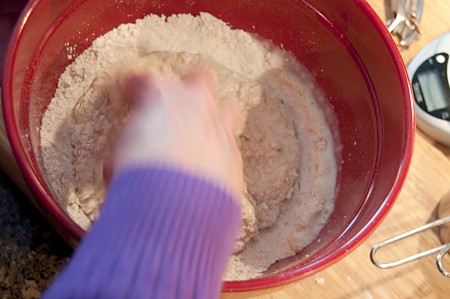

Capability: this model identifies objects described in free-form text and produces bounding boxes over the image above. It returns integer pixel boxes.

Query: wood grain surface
[1,1,450,298]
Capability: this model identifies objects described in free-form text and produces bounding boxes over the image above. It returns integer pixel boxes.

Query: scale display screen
[416,67,448,112]
[412,53,450,120]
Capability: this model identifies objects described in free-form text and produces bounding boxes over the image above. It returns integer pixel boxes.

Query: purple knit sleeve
[42,166,241,299]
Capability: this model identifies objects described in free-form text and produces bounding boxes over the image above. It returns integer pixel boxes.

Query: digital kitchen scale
[407,31,450,146]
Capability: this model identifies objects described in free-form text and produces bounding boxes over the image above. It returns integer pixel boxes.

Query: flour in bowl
[40,12,339,280]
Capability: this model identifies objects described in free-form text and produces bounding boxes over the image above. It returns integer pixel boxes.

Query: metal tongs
[371,190,450,278]
[385,0,424,48]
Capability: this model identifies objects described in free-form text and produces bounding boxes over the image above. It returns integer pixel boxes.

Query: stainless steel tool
[385,0,424,48]
[371,190,450,277]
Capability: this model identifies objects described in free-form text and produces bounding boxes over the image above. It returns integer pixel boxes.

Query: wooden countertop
[1,1,450,298]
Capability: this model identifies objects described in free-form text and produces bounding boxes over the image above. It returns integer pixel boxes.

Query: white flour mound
[40,13,339,281]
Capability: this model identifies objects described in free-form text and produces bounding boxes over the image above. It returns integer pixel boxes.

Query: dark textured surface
[0,170,72,299]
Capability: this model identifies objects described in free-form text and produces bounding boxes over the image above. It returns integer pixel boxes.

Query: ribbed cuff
[43,166,241,299]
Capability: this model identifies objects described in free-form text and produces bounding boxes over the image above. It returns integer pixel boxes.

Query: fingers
[218,100,244,197]
[106,69,245,198]
[183,68,213,90]
[185,72,244,198]
[183,68,217,113]
[125,69,213,112]
[125,74,163,110]
[183,69,243,129]
[220,100,244,136]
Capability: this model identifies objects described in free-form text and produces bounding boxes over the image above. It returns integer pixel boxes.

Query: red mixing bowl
[2,0,414,292]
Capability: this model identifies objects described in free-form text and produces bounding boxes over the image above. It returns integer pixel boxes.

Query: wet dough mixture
[240,93,300,230]
[40,13,338,280]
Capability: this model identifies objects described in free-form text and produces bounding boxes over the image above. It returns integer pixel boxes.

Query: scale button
[436,54,446,64]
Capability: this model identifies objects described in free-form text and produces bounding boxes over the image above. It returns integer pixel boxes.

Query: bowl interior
[3,0,413,291]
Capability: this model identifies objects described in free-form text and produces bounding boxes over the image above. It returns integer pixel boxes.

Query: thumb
[220,99,244,136]
[126,74,163,110]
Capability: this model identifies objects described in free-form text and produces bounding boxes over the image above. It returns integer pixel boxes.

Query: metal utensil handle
[437,243,450,278]
[384,0,424,48]
[370,215,450,271]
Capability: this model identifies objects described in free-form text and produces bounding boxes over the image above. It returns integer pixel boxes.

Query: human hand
[106,69,244,199]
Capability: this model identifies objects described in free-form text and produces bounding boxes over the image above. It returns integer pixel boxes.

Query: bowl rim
[2,0,415,292]
[2,0,86,241]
